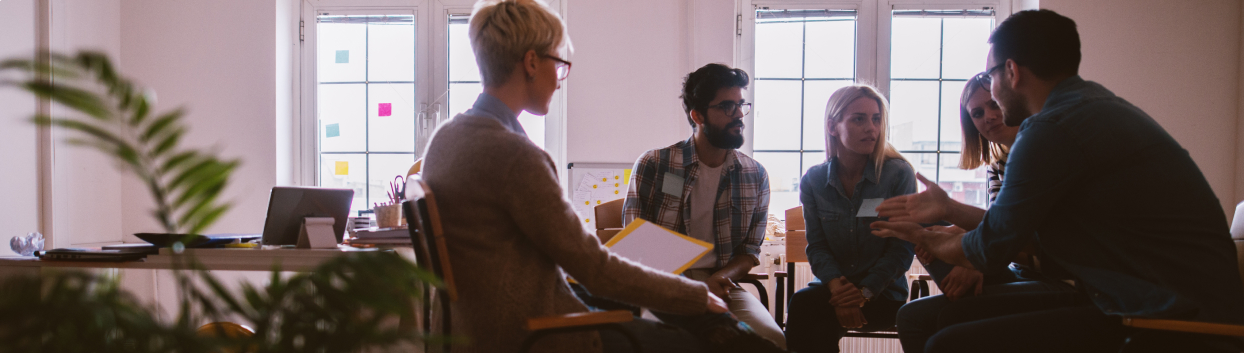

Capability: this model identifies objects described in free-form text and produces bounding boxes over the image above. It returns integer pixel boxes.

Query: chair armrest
[743,273,769,280]
[773,271,787,278]
[1122,317,1244,337]
[526,310,633,331]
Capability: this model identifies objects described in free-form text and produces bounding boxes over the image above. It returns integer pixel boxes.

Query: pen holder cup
[374,204,404,229]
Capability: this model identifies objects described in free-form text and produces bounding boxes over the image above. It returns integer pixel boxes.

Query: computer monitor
[261,187,354,245]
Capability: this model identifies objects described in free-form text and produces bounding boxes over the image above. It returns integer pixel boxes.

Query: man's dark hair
[681,63,750,127]
[989,9,1080,80]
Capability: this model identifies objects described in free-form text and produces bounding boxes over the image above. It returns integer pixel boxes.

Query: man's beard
[994,79,1032,127]
[705,119,745,149]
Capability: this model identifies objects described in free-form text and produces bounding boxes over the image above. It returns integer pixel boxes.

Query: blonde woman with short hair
[785,85,917,353]
[420,1,782,353]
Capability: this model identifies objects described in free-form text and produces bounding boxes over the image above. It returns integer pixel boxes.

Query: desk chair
[592,199,771,310]
[773,206,930,339]
[401,176,640,353]
[1118,201,1244,351]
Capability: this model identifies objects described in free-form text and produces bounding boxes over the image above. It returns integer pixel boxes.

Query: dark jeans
[896,280,1076,353]
[785,282,905,353]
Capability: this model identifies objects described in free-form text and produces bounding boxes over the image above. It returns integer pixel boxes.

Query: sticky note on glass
[325,123,340,138]
[623,169,633,184]
[335,161,349,175]
[335,50,349,63]
[857,198,884,217]
[378,103,392,117]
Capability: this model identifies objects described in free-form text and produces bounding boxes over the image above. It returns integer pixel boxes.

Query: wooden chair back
[403,175,457,302]
[785,206,808,263]
[593,199,625,243]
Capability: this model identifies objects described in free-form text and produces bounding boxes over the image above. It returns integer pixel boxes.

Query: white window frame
[735,0,1012,157]
[295,0,567,186]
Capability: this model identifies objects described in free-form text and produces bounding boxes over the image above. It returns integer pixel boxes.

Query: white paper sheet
[857,198,884,217]
[606,220,713,274]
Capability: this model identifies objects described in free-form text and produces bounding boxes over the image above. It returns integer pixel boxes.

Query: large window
[889,9,995,209]
[301,1,565,214]
[743,1,1006,216]
[316,14,418,214]
[751,9,857,216]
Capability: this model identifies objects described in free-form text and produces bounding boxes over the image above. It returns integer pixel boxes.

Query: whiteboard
[566,162,633,231]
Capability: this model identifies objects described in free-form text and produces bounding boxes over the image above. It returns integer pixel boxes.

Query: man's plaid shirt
[622,137,770,269]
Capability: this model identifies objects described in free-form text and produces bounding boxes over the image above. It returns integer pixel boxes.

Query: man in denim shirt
[873,10,1244,352]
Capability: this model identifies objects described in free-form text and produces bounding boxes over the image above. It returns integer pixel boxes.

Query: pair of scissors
[389,175,405,203]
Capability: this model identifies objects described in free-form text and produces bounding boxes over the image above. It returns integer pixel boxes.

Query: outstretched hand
[875,173,951,223]
[869,221,928,244]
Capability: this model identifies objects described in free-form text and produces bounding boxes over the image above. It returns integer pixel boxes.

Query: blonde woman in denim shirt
[784,85,917,353]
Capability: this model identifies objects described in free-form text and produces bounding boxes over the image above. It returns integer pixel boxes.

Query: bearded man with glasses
[617,63,785,349]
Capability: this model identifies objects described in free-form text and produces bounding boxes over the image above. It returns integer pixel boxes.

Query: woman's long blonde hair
[957,78,1009,170]
[824,85,907,179]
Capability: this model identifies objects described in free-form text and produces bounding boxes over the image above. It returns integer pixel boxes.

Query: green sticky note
[325,123,340,138]
[335,50,349,63]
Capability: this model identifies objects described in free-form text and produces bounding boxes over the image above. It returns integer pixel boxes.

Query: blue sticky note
[325,123,340,138]
[335,50,349,63]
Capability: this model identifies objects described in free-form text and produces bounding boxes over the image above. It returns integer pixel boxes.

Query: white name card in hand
[603,219,713,275]
[298,217,339,249]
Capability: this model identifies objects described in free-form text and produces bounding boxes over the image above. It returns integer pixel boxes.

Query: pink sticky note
[378,103,392,117]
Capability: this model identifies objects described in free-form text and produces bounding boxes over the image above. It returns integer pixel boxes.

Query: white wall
[0,0,40,256]
[47,0,125,248]
[119,0,279,236]
[1041,0,1243,218]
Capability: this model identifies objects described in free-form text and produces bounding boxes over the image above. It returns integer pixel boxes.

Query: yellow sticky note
[614,175,620,180]
[335,161,349,175]
[623,169,632,184]
[585,201,590,205]
[614,190,619,195]
[593,184,598,189]
[602,177,607,182]
[597,200,602,205]
[614,182,620,187]
[586,218,591,223]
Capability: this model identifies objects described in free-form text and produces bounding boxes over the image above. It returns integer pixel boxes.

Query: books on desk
[349,227,412,245]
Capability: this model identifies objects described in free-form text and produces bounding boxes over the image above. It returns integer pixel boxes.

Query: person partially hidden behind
[872,9,1244,353]
[783,85,917,353]
[620,63,786,349]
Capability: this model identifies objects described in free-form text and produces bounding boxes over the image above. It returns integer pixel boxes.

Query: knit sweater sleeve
[502,146,709,315]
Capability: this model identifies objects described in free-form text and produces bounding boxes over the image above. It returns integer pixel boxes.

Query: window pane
[899,151,938,185]
[752,80,802,150]
[941,18,993,80]
[803,80,853,152]
[753,152,801,220]
[319,83,366,152]
[940,80,967,151]
[801,152,826,181]
[369,153,416,209]
[888,81,939,151]
[318,22,367,83]
[519,113,545,150]
[804,19,855,79]
[755,21,803,78]
[448,18,481,82]
[367,19,416,82]
[320,153,368,215]
[448,81,483,117]
[938,153,990,209]
[890,17,941,79]
[368,83,416,152]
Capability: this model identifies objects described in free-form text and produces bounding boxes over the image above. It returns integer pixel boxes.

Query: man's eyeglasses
[708,101,752,117]
[974,62,1006,92]
[541,54,572,81]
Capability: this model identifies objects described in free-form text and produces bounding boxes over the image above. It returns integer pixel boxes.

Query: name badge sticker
[857,198,884,218]
[662,172,685,196]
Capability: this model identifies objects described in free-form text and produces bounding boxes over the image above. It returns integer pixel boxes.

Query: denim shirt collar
[824,156,878,194]
[465,92,527,137]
